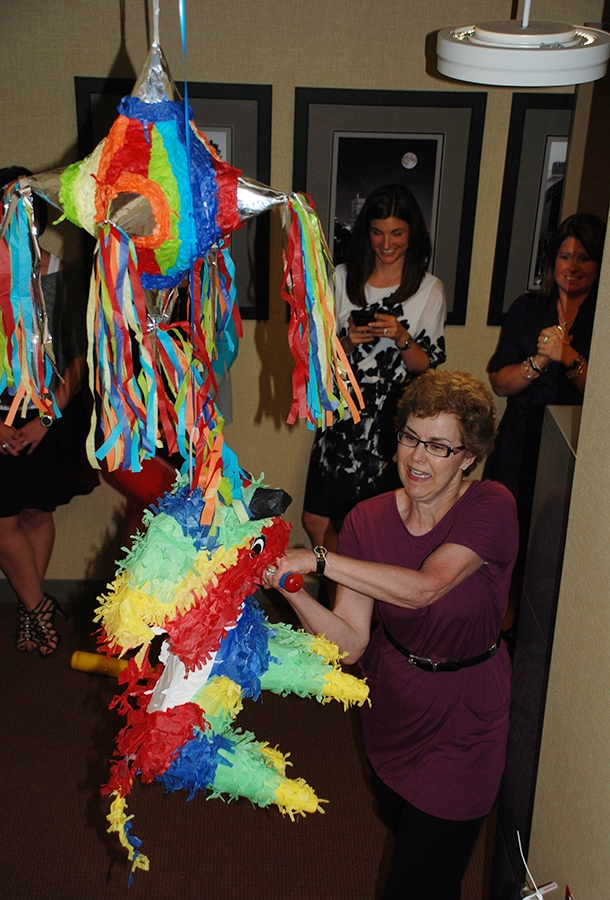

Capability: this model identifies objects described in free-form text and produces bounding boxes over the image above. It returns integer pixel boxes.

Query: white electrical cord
[517,831,558,899]
[518,831,541,899]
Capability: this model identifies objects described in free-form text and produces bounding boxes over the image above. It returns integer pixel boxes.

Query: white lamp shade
[437,21,610,87]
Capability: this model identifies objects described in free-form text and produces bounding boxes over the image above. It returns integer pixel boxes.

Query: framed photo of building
[329,132,443,268]
[487,94,574,326]
[527,136,568,292]
[293,88,488,325]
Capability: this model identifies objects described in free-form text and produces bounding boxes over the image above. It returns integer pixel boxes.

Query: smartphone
[351,308,377,327]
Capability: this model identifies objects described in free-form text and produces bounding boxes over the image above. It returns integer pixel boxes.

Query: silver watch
[40,414,54,428]
[313,545,328,576]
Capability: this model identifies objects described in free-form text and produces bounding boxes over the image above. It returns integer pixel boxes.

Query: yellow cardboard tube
[70,651,128,677]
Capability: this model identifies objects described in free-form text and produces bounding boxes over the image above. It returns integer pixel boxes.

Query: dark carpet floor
[0,586,492,899]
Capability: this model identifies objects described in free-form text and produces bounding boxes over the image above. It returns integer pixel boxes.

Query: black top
[483,286,597,497]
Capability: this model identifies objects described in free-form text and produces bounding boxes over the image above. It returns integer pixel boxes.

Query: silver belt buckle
[408,652,436,671]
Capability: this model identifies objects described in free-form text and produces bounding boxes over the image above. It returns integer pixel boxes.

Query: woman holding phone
[302,184,446,552]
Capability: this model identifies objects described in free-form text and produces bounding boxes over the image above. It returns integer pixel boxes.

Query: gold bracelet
[528,356,548,375]
[565,355,586,380]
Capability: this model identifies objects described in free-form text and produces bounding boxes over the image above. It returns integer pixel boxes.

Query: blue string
[178,0,199,487]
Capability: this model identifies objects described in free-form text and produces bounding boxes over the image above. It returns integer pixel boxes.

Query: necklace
[557,303,578,338]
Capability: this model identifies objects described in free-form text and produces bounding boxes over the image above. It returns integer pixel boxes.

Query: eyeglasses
[396,430,466,458]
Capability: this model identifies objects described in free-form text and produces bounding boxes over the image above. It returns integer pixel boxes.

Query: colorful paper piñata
[96,468,368,882]
[0,23,368,885]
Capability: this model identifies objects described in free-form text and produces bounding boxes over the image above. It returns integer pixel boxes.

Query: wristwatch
[313,545,328,576]
[40,413,54,428]
[564,354,586,371]
[396,335,414,352]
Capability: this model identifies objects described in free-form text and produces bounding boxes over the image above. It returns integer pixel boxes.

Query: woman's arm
[491,323,589,398]
[369,276,447,374]
[340,316,380,354]
[271,542,483,610]
[536,324,587,395]
[268,542,482,662]
[369,312,430,372]
[489,354,549,397]
[342,310,430,373]
[276,581,375,664]
[487,293,547,397]
[408,276,447,369]
[52,354,87,411]
[16,354,87,453]
[0,419,23,456]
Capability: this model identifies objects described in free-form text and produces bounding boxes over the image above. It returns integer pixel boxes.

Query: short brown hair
[396,370,497,468]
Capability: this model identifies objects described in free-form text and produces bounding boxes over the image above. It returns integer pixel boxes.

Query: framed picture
[487,94,574,326]
[293,88,488,325]
[74,77,273,319]
[330,133,444,269]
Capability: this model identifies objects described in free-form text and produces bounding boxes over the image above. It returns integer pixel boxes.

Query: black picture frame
[74,77,273,320]
[292,88,488,326]
[487,93,574,326]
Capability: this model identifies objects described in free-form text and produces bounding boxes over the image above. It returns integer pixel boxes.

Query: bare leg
[19,508,55,582]
[0,510,55,652]
[0,512,52,610]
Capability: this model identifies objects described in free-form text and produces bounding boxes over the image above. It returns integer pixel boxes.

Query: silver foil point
[237,177,287,221]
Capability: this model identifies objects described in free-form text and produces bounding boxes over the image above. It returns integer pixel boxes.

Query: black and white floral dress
[303,264,446,522]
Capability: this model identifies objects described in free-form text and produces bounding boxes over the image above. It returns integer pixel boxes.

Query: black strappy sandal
[16,601,39,652]
[30,593,67,658]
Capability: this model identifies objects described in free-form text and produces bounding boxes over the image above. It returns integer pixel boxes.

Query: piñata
[0,8,368,884]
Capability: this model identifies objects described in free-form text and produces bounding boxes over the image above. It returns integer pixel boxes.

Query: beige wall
[5,0,599,564]
[2,2,610,893]
[528,185,610,891]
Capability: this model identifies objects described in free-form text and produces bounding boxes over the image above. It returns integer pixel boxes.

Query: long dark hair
[344,183,431,307]
[540,212,606,299]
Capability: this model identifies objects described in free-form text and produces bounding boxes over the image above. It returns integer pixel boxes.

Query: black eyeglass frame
[396,429,466,458]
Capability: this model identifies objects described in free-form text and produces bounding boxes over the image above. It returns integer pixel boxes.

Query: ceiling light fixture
[436,0,610,87]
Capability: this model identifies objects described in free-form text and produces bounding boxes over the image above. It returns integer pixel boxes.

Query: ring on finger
[384,328,387,336]
[1,442,8,451]
[265,565,277,578]
[543,336,549,343]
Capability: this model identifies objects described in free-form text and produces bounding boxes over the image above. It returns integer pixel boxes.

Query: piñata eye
[250,536,266,556]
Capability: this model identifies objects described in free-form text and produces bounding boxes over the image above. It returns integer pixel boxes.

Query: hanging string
[177,0,200,488]
[152,0,160,46]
